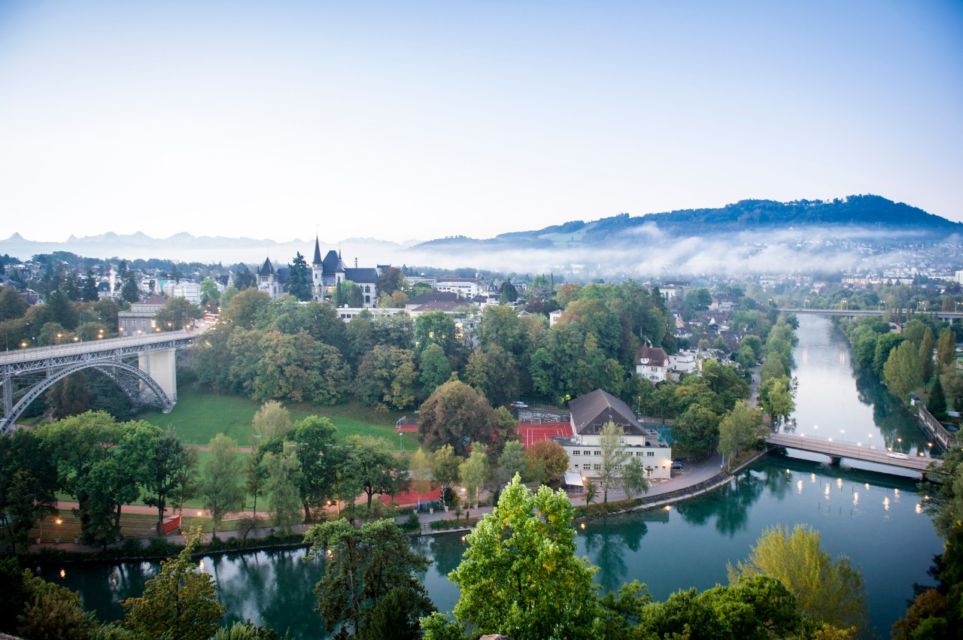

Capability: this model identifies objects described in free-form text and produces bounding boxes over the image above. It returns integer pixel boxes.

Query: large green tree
[198,433,245,537]
[155,297,202,331]
[123,532,224,640]
[356,345,418,410]
[718,401,763,469]
[344,435,408,511]
[883,340,923,400]
[418,380,498,456]
[447,476,600,640]
[728,524,866,630]
[306,519,431,637]
[286,252,313,301]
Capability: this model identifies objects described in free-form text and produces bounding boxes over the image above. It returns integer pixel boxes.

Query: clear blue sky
[1,0,961,243]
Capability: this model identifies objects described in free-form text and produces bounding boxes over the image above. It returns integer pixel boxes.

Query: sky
[0,0,961,244]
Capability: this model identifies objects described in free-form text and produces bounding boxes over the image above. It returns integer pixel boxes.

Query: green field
[139,386,419,448]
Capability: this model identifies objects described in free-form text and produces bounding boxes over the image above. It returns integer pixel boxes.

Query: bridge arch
[2,360,173,431]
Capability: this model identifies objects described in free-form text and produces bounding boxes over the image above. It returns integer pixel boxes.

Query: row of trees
[193,280,676,413]
[844,316,961,415]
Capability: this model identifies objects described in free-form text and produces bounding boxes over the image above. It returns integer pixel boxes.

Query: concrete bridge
[765,432,943,474]
[779,307,963,321]
[0,329,201,433]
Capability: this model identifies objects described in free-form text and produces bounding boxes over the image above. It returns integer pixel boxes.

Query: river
[54,315,943,638]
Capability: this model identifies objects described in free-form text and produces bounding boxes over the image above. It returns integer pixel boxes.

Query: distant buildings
[118,296,167,335]
[635,346,669,383]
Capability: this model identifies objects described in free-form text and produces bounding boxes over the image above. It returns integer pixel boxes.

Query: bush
[399,512,421,532]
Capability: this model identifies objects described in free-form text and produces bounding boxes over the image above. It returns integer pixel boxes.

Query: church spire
[312,235,323,265]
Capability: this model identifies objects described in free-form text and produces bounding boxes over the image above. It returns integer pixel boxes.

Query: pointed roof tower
[258,257,275,277]
[312,236,323,266]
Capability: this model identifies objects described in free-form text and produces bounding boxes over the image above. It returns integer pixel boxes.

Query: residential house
[635,346,669,383]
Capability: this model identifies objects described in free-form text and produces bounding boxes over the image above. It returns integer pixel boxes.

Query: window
[635,451,643,457]
[572,450,580,456]
[593,450,601,456]
[583,464,591,470]
[593,464,601,471]
[647,451,655,457]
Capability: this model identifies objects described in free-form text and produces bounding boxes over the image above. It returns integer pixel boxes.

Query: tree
[345,435,408,511]
[759,376,795,425]
[121,272,140,303]
[673,405,720,459]
[937,328,956,372]
[525,440,569,486]
[17,570,99,640]
[245,452,268,522]
[718,401,763,469]
[728,524,867,630]
[458,448,488,509]
[448,476,600,640]
[263,449,302,533]
[499,280,518,303]
[138,429,196,533]
[883,340,923,400]
[305,519,430,637]
[418,380,498,456]
[356,345,418,410]
[431,445,462,509]
[0,431,57,553]
[598,422,629,503]
[252,400,291,442]
[418,343,451,396]
[283,416,341,521]
[81,269,99,302]
[358,586,435,640]
[415,311,458,357]
[200,277,220,310]
[0,285,27,321]
[920,327,936,384]
[223,288,270,328]
[199,434,245,538]
[928,375,948,419]
[156,296,202,331]
[376,266,404,296]
[584,478,598,504]
[286,252,312,301]
[124,531,225,640]
[497,440,528,483]
[465,344,521,408]
[621,458,649,499]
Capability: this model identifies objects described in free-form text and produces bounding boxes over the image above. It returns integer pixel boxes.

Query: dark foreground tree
[305,519,431,637]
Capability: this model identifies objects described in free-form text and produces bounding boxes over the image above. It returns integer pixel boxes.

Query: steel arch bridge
[1,330,200,433]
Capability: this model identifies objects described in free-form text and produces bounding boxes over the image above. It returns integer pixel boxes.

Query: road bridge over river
[765,432,943,474]
[0,329,203,432]
[779,308,963,321]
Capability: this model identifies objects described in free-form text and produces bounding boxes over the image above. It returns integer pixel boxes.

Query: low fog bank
[1,226,954,279]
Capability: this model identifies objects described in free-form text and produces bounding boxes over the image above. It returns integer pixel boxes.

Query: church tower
[311,236,324,300]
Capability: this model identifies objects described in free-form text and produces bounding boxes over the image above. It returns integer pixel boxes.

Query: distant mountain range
[1,195,959,277]
[417,195,961,250]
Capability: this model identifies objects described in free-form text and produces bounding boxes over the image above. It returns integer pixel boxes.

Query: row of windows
[571,449,658,457]
[579,463,669,471]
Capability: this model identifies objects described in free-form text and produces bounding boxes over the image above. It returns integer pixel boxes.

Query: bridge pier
[829,456,842,467]
[2,374,11,419]
[138,348,177,407]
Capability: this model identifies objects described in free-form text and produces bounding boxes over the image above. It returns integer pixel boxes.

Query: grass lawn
[139,386,420,448]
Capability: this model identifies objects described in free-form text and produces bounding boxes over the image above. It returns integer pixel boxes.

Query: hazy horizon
[1,1,962,243]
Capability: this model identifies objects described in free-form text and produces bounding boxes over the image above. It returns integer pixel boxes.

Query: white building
[549,309,564,327]
[635,346,669,383]
[667,350,703,380]
[435,278,481,298]
[557,389,672,481]
[162,281,202,306]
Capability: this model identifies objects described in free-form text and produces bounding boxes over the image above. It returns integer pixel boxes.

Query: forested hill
[418,195,961,249]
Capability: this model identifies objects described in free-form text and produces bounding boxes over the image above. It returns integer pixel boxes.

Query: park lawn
[139,387,419,447]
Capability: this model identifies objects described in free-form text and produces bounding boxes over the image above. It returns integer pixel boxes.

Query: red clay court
[517,422,571,448]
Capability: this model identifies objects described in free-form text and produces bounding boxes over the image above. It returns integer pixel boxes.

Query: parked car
[671,461,685,470]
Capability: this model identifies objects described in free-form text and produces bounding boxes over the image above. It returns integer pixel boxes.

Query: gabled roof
[636,346,668,367]
[258,257,275,277]
[312,237,323,265]
[322,250,344,276]
[344,267,379,284]
[568,389,645,436]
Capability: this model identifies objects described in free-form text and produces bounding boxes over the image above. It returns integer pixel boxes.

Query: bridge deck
[0,329,201,367]
[779,308,963,320]
[765,432,942,472]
